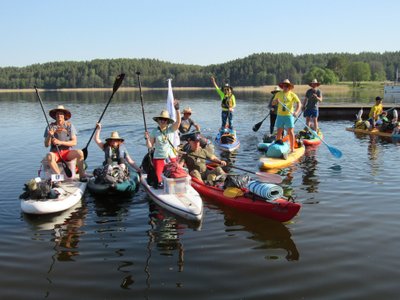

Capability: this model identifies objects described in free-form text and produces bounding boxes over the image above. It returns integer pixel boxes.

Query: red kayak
[190,177,301,222]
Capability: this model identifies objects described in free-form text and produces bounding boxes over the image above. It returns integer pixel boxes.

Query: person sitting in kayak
[179,107,201,141]
[43,105,87,182]
[367,96,383,129]
[179,133,226,186]
[94,123,141,173]
[211,76,236,130]
[145,100,181,189]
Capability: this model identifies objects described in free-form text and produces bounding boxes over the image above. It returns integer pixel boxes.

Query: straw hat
[105,131,124,142]
[49,105,71,120]
[309,79,321,87]
[271,86,282,94]
[182,107,192,114]
[153,110,174,124]
[278,79,294,90]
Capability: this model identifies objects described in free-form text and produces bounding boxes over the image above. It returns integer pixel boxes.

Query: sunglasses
[158,118,169,122]
[184,112,192,115]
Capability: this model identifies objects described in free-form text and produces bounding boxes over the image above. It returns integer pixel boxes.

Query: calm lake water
[1,88,399,299]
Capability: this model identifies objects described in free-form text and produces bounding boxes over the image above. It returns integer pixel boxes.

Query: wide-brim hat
[182,107,192,114]
[49,105,71,120]
[278,79,294,90]
[309,79,321,87]
[105,131,124,142]
[153,110,174,124]
[271,86,282,94]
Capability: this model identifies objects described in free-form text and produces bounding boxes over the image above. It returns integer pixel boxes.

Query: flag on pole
[166,79,180,147]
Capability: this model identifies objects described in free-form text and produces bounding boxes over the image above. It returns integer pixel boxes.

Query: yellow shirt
[368,104,383,121]
[273,91,300,116]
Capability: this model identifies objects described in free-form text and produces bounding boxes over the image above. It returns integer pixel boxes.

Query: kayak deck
[258,145,305,170]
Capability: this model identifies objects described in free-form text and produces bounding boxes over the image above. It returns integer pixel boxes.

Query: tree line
[1,52,399,89]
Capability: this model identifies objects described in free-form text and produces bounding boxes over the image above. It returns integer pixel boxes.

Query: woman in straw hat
[145,100,181,189]
[268,86,282,135]
[211,76,236,130]
[43,105,87,181]
[179,107,201,140]
[94,123,141,173]
[303,79,323,132]
[271,79,302,152]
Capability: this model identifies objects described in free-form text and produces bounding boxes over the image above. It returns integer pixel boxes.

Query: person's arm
[210,154,227,166]
[230,95,236,111]
[51,125,77,148]
[171,100,181,132]
[294,99,302,117]
[145,131,154,148]
[125,153,142,173]
[211,76,224,99]
[94,123,105,149]
[44,127,54,147]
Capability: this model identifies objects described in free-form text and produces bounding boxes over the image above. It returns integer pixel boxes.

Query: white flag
[166,79,180,147]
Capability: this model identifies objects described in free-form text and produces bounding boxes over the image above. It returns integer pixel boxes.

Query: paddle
[34,86,72,177]
[178,150,283,184]
[82,73,125,160]
[252,112,270,132]
[135,71,148,132]
[277,100,343,158]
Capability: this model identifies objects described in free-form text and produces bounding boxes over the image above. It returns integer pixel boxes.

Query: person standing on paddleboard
[43,105,87,182]
[272,79,302,153]
[303,79,323,133]
[211,76,236,130]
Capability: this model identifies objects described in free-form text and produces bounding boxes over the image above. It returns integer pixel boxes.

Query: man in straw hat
[94,123,141,173]
[211,76,236,130]
[303,79,323,132]
[145,100,181,189]
[272,79,302,153]
[43,105,87,181]
[268,86,282,135]
[179,107,201,140]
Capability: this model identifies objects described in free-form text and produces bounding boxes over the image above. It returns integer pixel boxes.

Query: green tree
[345,62,371,86]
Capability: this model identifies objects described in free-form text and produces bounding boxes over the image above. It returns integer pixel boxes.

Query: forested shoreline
[1,52,399,89]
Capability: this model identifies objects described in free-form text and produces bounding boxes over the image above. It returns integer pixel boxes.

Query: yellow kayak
[258,145,305,170]
[345,127,392,138]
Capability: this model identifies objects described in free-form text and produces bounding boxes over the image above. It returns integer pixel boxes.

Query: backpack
[163,162,188,178]
[93,164,128,184]
[223,174,250,189]
[141,150,158,186]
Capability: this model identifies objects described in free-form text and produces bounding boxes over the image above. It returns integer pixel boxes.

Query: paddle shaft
[34,86,72,177]
[84,73,125,150]
[136,72,148,133]
[179,150,282,183]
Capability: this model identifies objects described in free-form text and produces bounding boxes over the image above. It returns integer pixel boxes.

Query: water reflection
[222,207,299,261]
[300,147,320,194]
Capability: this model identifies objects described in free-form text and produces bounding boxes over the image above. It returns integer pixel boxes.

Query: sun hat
[271,86,282,94]
[309,79,321,87]
[49,105,71,120]
[153,110,174,124]
[182,107,192,114]
[105,131,124,142]
[278,79,294,90]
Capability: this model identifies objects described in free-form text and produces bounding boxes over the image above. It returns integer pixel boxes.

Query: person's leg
[270,114,277,134]
[152,158,166,185]
[66,149,85,178]
[46,152,61,174]
[228,112,233,129]
[288,128,295,152]
[221,111,228,129]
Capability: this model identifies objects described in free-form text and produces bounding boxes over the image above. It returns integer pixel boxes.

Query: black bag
[223,174,250,189]
[141,150,158,186]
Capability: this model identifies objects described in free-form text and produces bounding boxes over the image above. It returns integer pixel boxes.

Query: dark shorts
[304,109,319,118]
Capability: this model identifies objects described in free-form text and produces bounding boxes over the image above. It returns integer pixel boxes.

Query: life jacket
[221,95,233,109]
[49,121,72,151]
[103,145,125,164]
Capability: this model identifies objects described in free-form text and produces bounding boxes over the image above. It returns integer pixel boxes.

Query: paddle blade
[252,122,262,132]
[82,147,88,161]
[255,172,282,184]
[62,161,73,177]
[112,73,125,93]
[328,146,343,159]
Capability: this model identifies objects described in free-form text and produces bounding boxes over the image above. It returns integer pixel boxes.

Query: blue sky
[1,0,399,67]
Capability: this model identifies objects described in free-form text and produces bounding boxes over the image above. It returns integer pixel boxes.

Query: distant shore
[0,84,351,93]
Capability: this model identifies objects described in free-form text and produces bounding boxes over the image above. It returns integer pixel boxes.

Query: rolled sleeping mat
[247,180,283,200]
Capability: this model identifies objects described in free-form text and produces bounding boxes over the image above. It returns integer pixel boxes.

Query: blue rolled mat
[247,180,283,200]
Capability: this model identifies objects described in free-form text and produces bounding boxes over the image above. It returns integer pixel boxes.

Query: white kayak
[141,174,203,222]
[21,180,87,215]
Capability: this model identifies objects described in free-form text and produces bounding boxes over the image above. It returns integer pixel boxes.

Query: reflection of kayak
[87,170,140,197]
[302,131,323,146]
[190,177,301,222]
[21,180,87,215]
[214,129,240,152]
[141,174,203,222]
[346,127,395,138]
[258,145,305,170]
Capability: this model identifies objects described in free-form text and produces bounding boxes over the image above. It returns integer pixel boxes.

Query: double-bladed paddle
[82,73,125,160]
[34,86,73,178]
[178,150,283,184]
[277,100,343,158]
